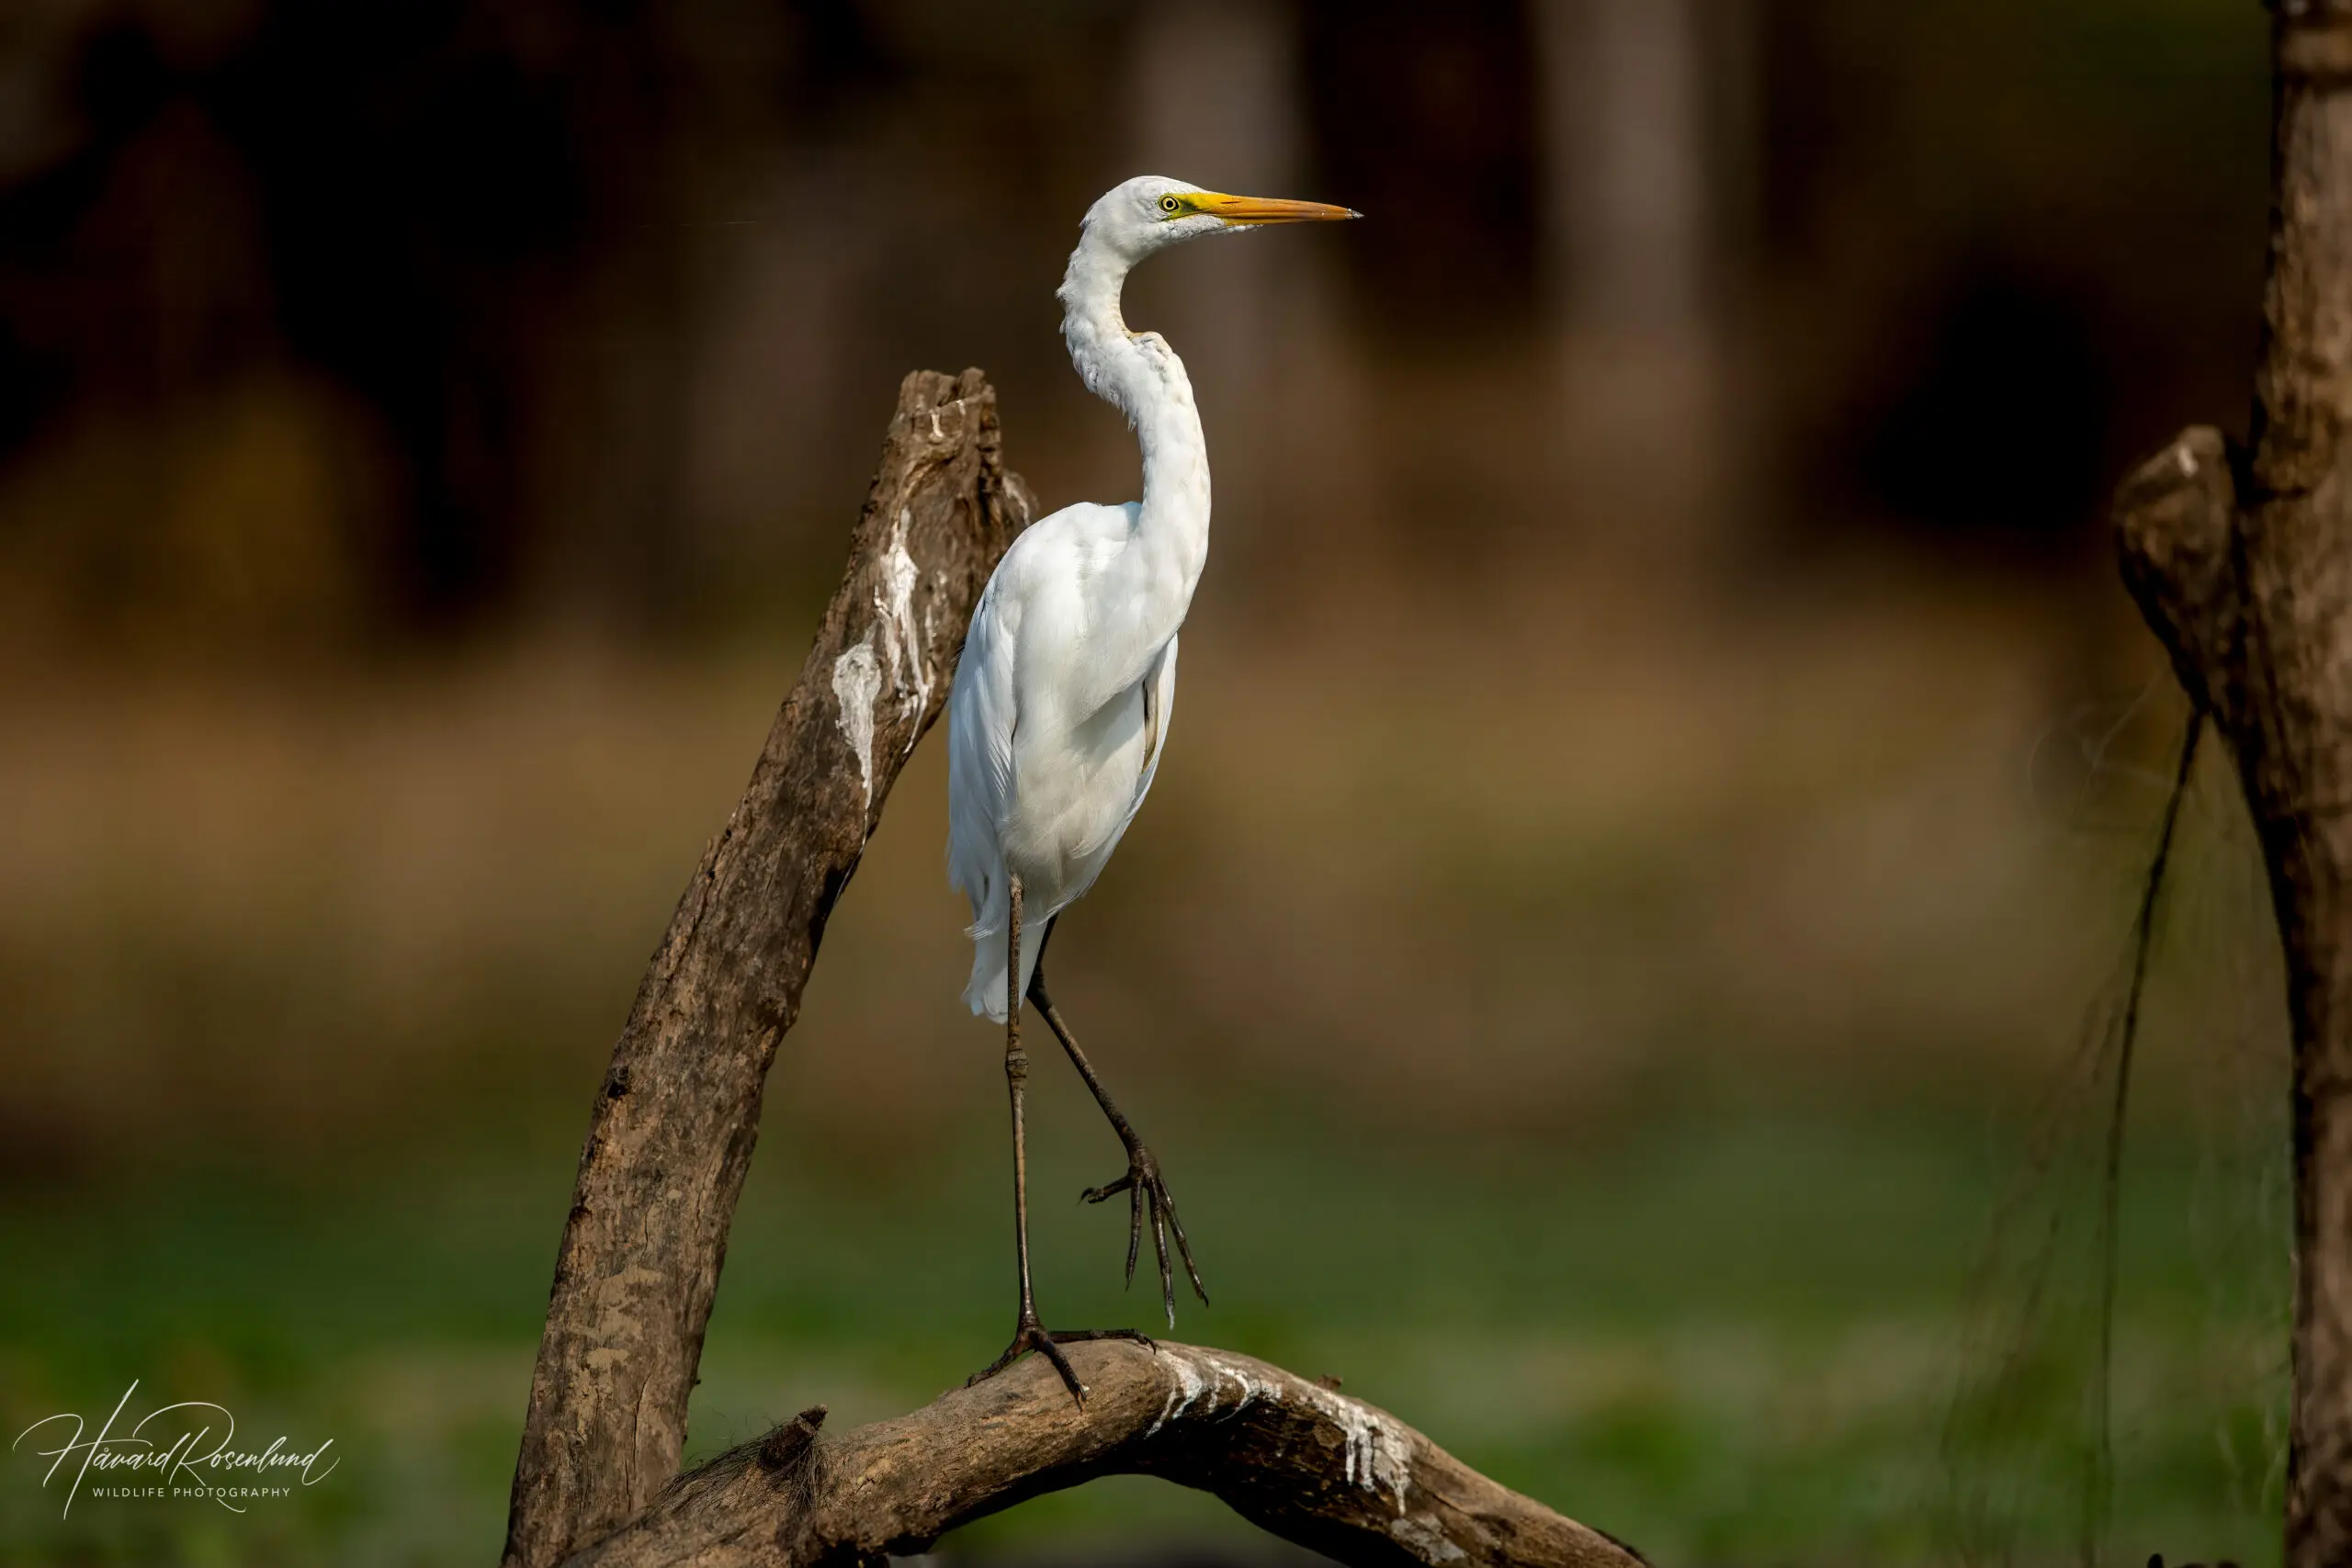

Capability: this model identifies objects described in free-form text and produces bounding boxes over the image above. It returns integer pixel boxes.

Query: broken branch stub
[503,369,1033,1568]
[2112,426,2240,724]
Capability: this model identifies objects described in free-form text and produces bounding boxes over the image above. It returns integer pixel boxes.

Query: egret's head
[1081,175,1358,265]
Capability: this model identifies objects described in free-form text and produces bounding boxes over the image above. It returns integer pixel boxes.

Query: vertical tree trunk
[2115,7,2352,1562]
[2253,19,2352,1551]
[1531,0,1736,558]
[1535,0,1712,343]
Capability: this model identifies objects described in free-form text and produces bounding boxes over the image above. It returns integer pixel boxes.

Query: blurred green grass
[0,599,2294,1566]
[0,1084,2286,1567]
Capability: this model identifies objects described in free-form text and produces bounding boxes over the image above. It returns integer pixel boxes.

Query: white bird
[947,175,1357,1403]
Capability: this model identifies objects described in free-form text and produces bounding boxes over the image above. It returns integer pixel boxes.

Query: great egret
[947,175,1357,1403]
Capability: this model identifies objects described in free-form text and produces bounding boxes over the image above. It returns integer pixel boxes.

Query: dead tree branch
[2111,6,2352,1563]
[503,368,1033,1567]
[564,1340,1645,1568]
[503,368,1640,1568]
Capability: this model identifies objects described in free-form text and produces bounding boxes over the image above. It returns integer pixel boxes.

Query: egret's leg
[967,878,1150,1408]
[1027,922,1209,1329]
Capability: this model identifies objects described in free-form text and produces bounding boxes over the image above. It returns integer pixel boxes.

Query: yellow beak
[1188,191,1361,226]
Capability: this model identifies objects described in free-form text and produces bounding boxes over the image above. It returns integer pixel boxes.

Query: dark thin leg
[966,881,1151,1408]
[1028,921,1209,1329]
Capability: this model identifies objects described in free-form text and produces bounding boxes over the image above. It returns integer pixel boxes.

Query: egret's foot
[966,1314,1153,1409]
[1082,1143,1209,1329]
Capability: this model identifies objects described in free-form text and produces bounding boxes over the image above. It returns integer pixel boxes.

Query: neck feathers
[1057,229,1211,530]
[1048,220,1214,716]
[1057,238,1141,421]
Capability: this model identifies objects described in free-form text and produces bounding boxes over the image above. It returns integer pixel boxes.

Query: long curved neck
[1056,230,1213,714]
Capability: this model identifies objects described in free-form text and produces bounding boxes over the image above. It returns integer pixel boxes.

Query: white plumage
[946,175,1312,1018]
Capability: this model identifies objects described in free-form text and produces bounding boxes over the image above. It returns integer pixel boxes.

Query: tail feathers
[963,913,1046,1021]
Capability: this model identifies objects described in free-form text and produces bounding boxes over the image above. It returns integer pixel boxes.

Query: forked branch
[504,368,1032,1567]
[566,1340,1646,1568]
[503,369,1639,1568]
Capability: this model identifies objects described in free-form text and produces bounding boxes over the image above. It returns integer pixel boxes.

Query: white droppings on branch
[1287,1379,1414,1509]
[1200,1351,1278,1417]
[874,507,933,750]
[1169,1350,1412,1511]
[831,632,881,807]
[831,506,936,810]
[1148,1354,1209,1438]
[1322,1392,1412,1508]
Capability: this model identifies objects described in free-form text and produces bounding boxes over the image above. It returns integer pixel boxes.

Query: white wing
[947,501,1143,908]
[1117,631,1178,847]
[947,502,1182,1018]
[945,563,1017,926]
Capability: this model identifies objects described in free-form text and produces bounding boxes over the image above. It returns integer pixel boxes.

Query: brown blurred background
[0,3,2294,1565]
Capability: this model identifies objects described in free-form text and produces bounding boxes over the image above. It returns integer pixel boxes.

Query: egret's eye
[1159,194,1182,217]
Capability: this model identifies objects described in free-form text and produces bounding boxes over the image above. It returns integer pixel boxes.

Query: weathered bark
[2112,6,2352,1564]
[563,1340,1646,1568]
[503,368,1034,1568]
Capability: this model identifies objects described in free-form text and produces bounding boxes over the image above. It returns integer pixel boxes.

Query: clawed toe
[967,1318,1158,1409]
[968,1314,1087,1406]
[1081,1145,1208,1328]
[1079,1172,1134,1207]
